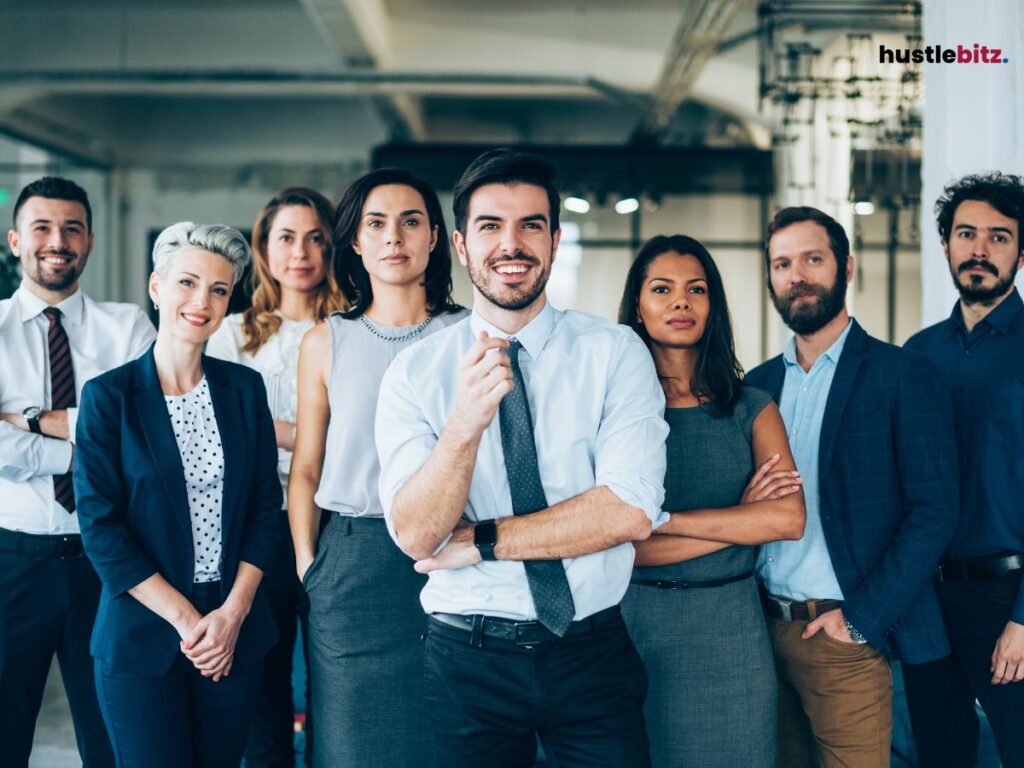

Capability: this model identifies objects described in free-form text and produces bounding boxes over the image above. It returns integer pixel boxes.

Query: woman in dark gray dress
[289,169,467,768]
[618,234,807,768]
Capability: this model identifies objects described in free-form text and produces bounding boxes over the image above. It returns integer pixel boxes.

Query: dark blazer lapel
[818,320,869,473]
[764,357,785,403]
[133,350,191,537]
[203,356,244,540]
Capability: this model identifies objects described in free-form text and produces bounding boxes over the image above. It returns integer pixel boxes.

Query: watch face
[23,406,42,419]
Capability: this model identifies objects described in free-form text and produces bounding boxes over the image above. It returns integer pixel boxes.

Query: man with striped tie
[0,177,155,768]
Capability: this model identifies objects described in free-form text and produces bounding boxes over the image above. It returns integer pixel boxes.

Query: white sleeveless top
[314,310,468,518]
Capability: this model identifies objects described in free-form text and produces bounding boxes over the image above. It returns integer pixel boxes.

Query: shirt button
[792,429,798,437]
[801,386,808,393]
[767,556,775,562]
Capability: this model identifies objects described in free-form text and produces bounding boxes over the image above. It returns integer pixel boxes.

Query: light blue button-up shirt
[376,301,669,621]
[757,320,853,601]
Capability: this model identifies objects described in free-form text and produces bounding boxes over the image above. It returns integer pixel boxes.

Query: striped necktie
[498,339,576,636]
[44,307,76,513]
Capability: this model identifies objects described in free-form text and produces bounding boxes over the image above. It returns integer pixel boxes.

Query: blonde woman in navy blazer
[73,222,283,768]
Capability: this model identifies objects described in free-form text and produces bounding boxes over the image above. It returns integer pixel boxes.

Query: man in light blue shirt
[758,321,852,604]
[376,148,667,768]
[747,206,958,768]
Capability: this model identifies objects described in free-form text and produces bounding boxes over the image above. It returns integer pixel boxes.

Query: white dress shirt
[206,312,314,504]
[376,301,669,621]
[0,286,156,534]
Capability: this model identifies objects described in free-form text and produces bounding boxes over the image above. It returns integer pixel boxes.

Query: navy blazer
[73,348,284,676]
[746,320,958,664]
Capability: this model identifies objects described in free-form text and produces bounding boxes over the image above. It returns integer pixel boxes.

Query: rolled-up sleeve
[594,332,669,527]
[239,375,285,574]
[375,352,439,547]
[74,379,158,596]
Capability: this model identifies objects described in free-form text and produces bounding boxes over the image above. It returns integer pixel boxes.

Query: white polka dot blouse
[164,377,224,583]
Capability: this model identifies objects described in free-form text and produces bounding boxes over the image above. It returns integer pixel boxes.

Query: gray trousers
[305,514,431,768]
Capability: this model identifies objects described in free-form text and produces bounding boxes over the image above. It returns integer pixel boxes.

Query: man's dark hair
[934,171,1024,246]
[13,177,92,232]
[453,148,560,235]
[765,206,850,276]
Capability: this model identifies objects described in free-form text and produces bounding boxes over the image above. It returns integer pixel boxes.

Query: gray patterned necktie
[498,339,576,636]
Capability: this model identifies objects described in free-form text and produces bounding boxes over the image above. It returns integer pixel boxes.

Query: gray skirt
[305,514,430,768]
[621,573,777,768]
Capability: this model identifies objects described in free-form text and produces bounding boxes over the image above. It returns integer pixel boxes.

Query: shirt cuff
[66,407,79,445]
[40,436,74,476]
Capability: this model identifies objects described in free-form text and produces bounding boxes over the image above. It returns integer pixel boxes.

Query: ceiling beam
[299,0,426,140]
[0,70,619,99]
[0,106,115,167]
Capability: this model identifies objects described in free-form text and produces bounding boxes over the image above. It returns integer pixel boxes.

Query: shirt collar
[16,286,85,326]
[952,287,1023,335]
[781,317,853,369]
[470,300,555,361]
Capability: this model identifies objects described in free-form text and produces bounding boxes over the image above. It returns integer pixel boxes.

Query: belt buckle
[773,595,794,622]
[514,621,539,648]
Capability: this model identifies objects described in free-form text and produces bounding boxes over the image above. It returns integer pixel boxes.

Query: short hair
[333,168,461,319]
[13,177,92,232]
[152,222,250,286]
[765,206,850,274]
[934,171,1024,244]
[452,148,561,235]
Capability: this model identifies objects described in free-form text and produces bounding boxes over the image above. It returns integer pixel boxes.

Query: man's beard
[950,258,1018,306]
[771,271,848,335]
[26,249,86,292]
[465,249,550,311]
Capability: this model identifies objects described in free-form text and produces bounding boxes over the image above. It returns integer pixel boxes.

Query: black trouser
[244,526,311,768]
[0,541,113,768]
[95,581,263,768]
[904,570,1024,768]
[423,608,650,768]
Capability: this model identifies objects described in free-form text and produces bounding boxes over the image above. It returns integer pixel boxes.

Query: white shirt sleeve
[0,420,73,480]
[375,352,440,551]
[593,331,669,528]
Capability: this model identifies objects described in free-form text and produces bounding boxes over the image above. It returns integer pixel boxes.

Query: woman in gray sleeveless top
[289,169,467,768]
[617,235,807,768]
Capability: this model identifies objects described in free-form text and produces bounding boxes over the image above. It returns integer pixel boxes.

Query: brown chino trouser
[768,615,893,768]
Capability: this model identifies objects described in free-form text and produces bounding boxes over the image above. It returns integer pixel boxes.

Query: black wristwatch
[474,520,498,561]
[22,406,43,435]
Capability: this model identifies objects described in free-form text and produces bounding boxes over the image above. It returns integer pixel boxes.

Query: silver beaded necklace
[359,314,432,343]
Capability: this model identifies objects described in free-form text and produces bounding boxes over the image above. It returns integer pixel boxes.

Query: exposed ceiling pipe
[0,69,644,107]
[634,0,745,144]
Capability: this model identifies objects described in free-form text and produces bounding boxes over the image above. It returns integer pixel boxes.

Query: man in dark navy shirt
[904,171,1024,767]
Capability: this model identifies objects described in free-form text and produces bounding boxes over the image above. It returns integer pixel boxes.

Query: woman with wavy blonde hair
[207,186,344,768]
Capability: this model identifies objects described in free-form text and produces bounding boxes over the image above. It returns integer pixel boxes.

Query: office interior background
[1,0,1021,765]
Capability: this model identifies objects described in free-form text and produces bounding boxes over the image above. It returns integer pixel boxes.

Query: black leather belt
[429,605,620,646]
[935,553,1023,583]
[631,569,753,590]
[0,527,83,559]
[762,592,843,622]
